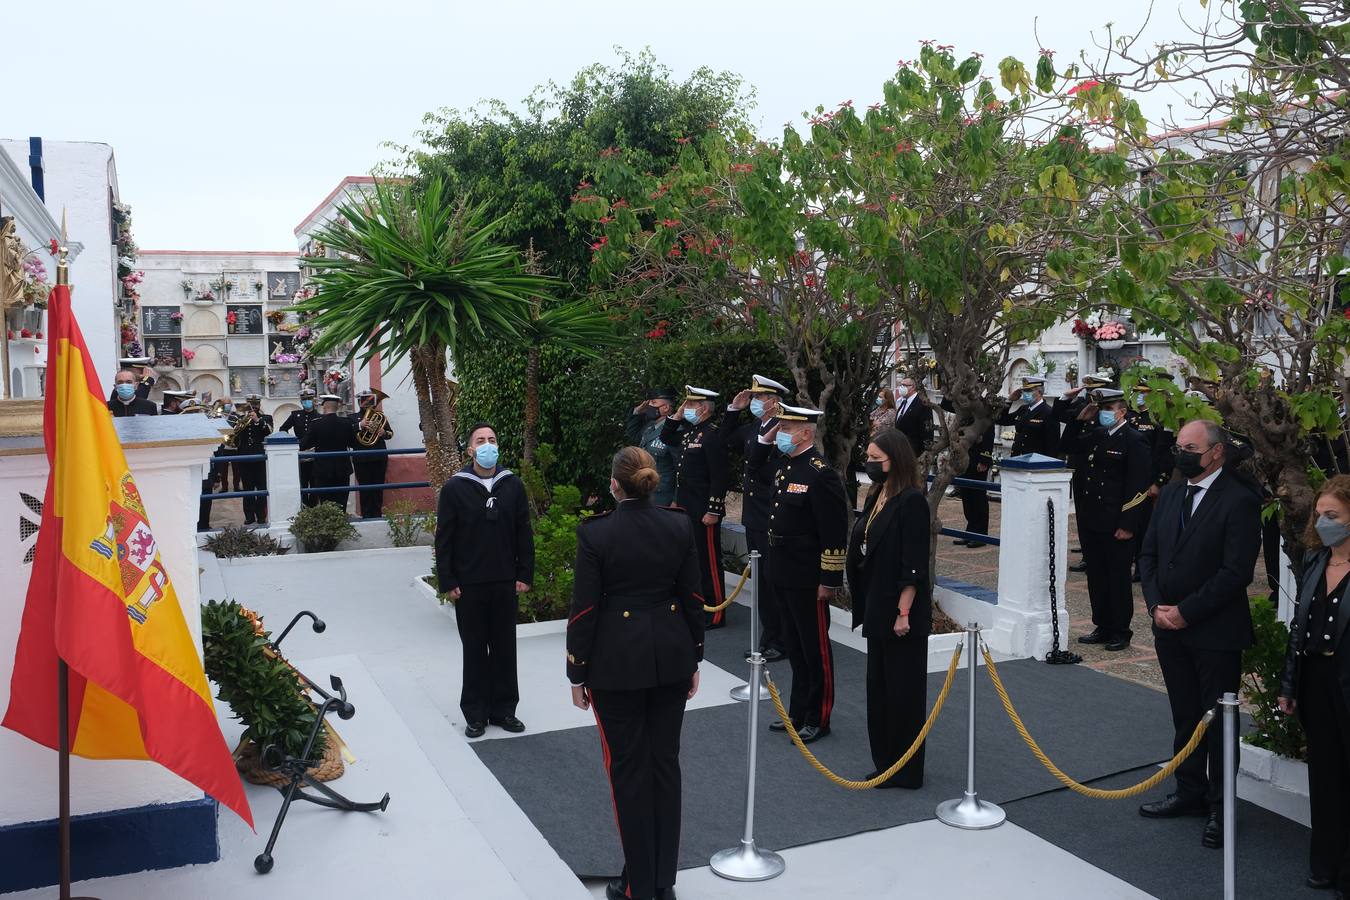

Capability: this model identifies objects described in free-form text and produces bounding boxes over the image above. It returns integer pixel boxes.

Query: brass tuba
[356,390,391,447]
[221,401,251,449]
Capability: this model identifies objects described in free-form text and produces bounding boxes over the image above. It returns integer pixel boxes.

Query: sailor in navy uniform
[300,394,359,513]
[998,376,1061,458]
[159,389,195,415]
[232,395,274,525]
[1128,377,1177,581]
[748,404,849,743]
[660,386,732,629]
[567,446,702,900]
[724,374,791,661]
[281,387,323,507]
[1054,371,1115,571]
[1063,388,1153,651]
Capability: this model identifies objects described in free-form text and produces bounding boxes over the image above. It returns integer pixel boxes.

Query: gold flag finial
[56,209,69,286]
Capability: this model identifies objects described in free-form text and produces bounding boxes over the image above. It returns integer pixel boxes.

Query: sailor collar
[452,467,515,492]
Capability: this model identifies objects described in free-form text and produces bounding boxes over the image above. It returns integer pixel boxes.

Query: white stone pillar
[995,455,1073,658]
[265,432,301,525]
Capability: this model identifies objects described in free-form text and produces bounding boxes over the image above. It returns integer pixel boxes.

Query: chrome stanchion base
[710,839,785,881]
[729,680,771,701]
[935,792,1006,830]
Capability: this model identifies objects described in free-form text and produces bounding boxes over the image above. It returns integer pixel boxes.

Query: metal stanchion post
[730,553,769,702]
[936,625,1006,830]
[1220,691,1238,900]
[711,552,784,881]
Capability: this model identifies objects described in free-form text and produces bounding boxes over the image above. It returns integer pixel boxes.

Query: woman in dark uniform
[846,427,931,789]
[567,446,703,900]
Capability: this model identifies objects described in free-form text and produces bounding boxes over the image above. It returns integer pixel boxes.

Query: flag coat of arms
[3,282,252,827]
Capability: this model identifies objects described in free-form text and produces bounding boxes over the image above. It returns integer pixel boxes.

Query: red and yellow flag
[3,283,252,827]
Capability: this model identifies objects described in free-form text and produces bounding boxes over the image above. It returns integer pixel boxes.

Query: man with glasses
[1137,421,1262,850]
[892,374,933,458]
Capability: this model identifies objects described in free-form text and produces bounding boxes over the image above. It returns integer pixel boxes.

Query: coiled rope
[763,641,963,789]
[981,642,1214,800]
[702,566,751,613]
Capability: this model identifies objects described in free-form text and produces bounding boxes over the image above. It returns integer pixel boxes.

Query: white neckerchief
[452,467,514,493]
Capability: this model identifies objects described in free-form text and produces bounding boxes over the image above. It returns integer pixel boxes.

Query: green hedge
[456,333,792,491]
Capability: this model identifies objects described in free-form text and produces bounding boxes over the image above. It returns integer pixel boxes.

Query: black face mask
[1175,447,1208,478]
[865,460,887,482]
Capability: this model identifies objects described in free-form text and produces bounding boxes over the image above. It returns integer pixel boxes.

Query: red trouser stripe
[705,523,724,625]
[816,594,834,727]
[589,696,631,897]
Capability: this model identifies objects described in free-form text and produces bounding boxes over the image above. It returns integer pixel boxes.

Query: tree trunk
[410,341,461,489]
[523,344,540,465]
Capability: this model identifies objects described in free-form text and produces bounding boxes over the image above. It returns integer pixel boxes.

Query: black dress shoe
[797,724,830,744]
[1104,635,1131,652]
[489,715,526,733]
[606,880,638,900]
[875,777,922,790]
[1202,811,1222,848]
[746,647,786,662]
[656,887,677,900]
[464,721,486,739]
[1077,629,1108,645]
[768,719,788,732]
[1139,794,1208,818]
[1307,874,1336,890]
[952,537,969,545]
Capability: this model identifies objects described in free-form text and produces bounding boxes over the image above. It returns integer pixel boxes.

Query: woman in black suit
[566,446,703,900]
[846,427,931,789]
[1279,475,1350,895]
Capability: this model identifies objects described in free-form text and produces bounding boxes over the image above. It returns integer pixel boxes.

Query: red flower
[676,136,691,145]
[48,238,59,256]
[35,331,43,339]
[589,236,608,251]
[5,330,12,340]
[598,216,613,225]
[1068,80,1101,96]
[19,328,32,338]
[667,246,682,257]
[661,219,680,228]
[729,163,754,174]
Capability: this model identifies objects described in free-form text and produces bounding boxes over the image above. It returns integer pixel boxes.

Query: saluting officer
[300,394,359,513]
[625,387,679,506]
[1054,371,1115,571]
[998,376,1061,458]
[749,405,849,743]
[1063,388,1153,651]
[660,386,732,629]
[724,374,791,661]
[281,387,323,507]
[159,389,195,415]
[350,389,395,519]
[232,396,273,526]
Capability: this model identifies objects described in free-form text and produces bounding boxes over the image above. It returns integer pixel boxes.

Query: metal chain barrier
[1044,498,1082,665]
[703,565,751,613]
[981,640,1213,799]
[762,641,963,790]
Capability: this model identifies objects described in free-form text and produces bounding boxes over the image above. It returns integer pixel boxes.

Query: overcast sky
[11,0,1210,250]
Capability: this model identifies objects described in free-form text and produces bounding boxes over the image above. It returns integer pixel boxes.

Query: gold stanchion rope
[702,565,751,613]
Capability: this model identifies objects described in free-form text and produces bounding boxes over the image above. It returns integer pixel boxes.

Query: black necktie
[1181,484,1202,530]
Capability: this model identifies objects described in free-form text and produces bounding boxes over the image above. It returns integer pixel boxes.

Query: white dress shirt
[1186,466,1224,514]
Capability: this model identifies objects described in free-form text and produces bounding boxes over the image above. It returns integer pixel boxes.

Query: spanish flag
[2,283,252,827]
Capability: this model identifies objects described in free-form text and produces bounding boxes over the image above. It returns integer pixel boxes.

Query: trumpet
[356,390,391,447]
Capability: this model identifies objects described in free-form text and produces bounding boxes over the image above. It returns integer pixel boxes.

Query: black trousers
[238,460,268,524]
[1070,467,1086,551]
[689,516,726,628]
[300,460,317,508]
[1263,514,1282,594]
[590,680,689,900]
[1132,497,1155,569]
[353,458,389,518]
[312,468,352,513]
[1154,634,1242,806]
[866,631,928,787]
[197,475,213,531]
[455,581,519,723]
[1080,527,1135,635]
[1299,655,1350,889]
[958,471,989,536]
[774,578,835,729]
[745,528,785,652]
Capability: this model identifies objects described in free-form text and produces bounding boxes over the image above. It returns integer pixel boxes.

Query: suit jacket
[1138,468,1263,650]
[1280,548,1350,701]
[892,396,933,456]
[565,498,703,690]
[847,488,932,640]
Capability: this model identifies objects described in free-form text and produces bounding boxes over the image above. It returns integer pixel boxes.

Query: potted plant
[194,289,216,305]
[288,501,357,553]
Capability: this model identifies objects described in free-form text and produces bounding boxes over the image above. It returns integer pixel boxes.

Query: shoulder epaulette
[810,457,827,470]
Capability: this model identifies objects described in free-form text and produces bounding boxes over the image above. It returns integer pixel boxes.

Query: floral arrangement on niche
[180,278,195,296]
[265,310,286,327]
[20,254,51,308]
[226,311,238,330]
[181,348,196,362]
[1071,310,1129,344]
[195,289,216,303]
[271,351,300,364]
[169,310,184,322]
[323,365,349,389]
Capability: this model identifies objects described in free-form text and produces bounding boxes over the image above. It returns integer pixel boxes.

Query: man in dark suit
[892,375,933,458]
[1138,420,1262,848]
[300,394,359,513]
[997,376,1061,458]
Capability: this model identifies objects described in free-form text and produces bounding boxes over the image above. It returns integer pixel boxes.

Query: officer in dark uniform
[349,389,395,518]
[625,387,680,507]
[1128,376,1177,581]
[997,376,1061,458]
[724,374,791,661]
[280,388,323,507]
[159,389,195,415]
[748,404,849,743]
[232,396,273,525]
[566,446,703,900]
[939,394,997,547]
[108,367,160,417]
[1054,372,1115,570]
[660,386,732,629]
[300,394,359,513]
[1063,388,1153,651]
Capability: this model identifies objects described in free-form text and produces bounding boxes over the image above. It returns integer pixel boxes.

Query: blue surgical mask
[223,403,233,413]
[115,383,136,401]
[474,443,499,469]
[1021,391,1035,404]
[774,431,796,455]
[1098,410,1118,428]
[873,396,883,408]
[683,407,700,425]
[301,399,313,410]
[750,398,766,418]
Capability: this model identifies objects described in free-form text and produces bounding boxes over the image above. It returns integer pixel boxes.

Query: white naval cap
[684,385,719,401]
[750,374,789,396]
[777,403,824,423]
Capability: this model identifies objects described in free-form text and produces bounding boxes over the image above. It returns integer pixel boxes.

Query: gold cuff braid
[820,549,846,572]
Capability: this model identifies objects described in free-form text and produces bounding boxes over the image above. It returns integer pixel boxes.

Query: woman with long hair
[1279,475,1350,894]
[846,427,932,788]
[566,446,703,900]
[870,386,897,436]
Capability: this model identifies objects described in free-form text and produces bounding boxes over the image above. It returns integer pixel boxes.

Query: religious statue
[0,217,25,311]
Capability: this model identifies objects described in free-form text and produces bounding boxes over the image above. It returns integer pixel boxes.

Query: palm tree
[293,177,553,488]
